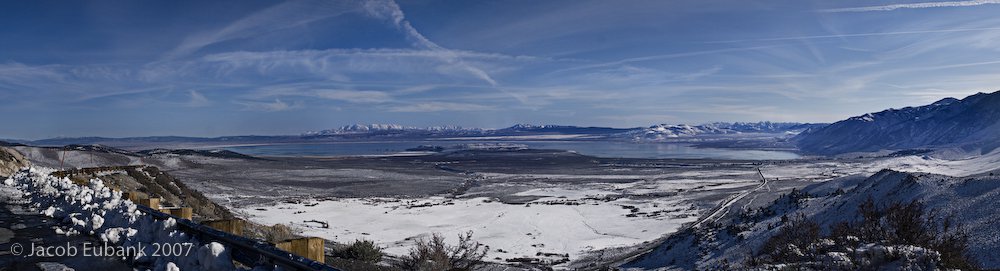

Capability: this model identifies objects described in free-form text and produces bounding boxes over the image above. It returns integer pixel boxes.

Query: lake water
[220,140,801,160]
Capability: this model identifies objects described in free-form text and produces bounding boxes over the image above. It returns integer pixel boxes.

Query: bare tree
[393,231,488,271]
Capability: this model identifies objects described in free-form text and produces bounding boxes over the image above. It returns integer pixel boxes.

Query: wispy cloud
[553,45,785,74]
[389,102,494,112]
[358,0,530,105]
[706,27,1000,43]
[236,99,295,112]
[820,0,1000,13]
[314,89,391,103]
[9,0,1000,138]
[166,0,362,58]
[187,90,210,107]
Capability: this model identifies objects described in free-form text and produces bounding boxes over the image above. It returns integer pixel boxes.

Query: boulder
[0,147,30,177]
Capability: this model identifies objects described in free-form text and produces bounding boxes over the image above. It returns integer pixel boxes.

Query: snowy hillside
[625,162,1000,270]
[796,90,1000,155]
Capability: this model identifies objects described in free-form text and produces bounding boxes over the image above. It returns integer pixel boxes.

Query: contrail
[706,27,1000,43]
[820,0,1000,12]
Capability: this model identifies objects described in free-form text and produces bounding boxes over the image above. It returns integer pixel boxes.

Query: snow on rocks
[197,242,237,271]
[1,167,241,271]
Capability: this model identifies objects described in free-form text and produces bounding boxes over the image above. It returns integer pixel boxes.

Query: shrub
[263,223,296,243]
[759,213,820,262]
[393,231,488,271]
[753,198,978,270]
[338,239,384,263]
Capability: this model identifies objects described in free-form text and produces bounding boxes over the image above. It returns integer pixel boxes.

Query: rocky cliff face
[0,147,29,178]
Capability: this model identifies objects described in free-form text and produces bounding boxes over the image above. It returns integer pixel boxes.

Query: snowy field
[243,196,698,263]
[235,174,762,265]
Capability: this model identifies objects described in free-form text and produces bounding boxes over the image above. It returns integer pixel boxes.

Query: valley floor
[15,145,1000,269]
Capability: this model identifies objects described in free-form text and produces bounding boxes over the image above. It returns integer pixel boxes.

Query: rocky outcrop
[0,147,29,178]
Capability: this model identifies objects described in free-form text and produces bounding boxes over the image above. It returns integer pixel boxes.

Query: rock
[36,262,74,271]
[0,147,30,178]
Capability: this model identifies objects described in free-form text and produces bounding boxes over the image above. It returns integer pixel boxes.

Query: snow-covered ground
[762,149,1000,180]
[2,167,237,271]
[245,196,698,263]
[625,149,1000,270]
[236,174,762,266]
[866,150,1000,176]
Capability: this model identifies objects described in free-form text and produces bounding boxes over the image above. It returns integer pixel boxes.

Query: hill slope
[624,169,1000,269]
[795,91,1000,155]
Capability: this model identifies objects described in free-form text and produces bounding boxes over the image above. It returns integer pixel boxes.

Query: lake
[220,140,801,160]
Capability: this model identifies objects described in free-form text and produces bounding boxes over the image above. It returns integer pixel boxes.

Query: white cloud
[236,99,294,112]
[166,0,362,58]
[362,0,501,88]
[390,102,494,112]
[554,45,785,74]
[706,27,1000,44]
[314,89,391,103]
[167,0,503,90]
[820,0,1000,12]
[187,90,210,107]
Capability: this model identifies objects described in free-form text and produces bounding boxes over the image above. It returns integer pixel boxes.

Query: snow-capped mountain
[304,123,633,137]
[627,122,822,141]
[304,122,815,140]
[795,91,1000,155]
[493,124,633,135]
[303,124,478,136]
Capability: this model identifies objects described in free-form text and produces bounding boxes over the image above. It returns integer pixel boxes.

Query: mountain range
[628,122,823,141]
[12,88,1000,157]
[795,91,1000,155]
[2,121,816,149]
[303,122,819,140]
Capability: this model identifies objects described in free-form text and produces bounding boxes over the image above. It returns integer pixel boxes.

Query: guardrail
[51,166,340,270]
[51,165,144,178]
[135,204,340,271]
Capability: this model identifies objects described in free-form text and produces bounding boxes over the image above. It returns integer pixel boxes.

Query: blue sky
[3,0,1000,139]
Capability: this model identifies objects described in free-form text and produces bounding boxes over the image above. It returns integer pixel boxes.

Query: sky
[3,0,1000,139]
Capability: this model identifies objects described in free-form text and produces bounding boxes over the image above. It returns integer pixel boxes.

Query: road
[691,168,768,228]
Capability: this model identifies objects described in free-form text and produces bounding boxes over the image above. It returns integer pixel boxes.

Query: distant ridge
[627,122,824,142]
[303,123,480,136]
[795,90,1000,155]
[19,121,821,148]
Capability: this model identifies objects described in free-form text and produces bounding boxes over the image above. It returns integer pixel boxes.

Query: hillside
[796,91,1000,155]
[625,168,1000,270]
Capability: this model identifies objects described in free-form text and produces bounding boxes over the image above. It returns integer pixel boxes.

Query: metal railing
[135,205,340,271]
[50,166,340,270]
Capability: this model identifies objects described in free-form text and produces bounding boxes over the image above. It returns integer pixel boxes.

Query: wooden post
[203,219,245,236]
[123,192,143,202]
[276,237,325,263]
[159,207,193,220]
[137,198,161,209]
[59,148,66,171]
